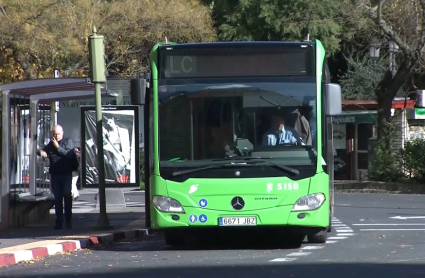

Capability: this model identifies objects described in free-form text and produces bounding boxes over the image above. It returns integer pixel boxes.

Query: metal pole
[94,81,111,229]
[89,26,112,230]
[0,90,11,230]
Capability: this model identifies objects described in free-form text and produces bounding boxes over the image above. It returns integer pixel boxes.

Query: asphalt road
[3,192,425,278]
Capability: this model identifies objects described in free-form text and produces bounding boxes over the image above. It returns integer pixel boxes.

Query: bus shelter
[0,78,108,230]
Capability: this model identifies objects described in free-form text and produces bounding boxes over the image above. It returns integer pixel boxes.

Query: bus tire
[327,214,332,232]
[307,230,327,244]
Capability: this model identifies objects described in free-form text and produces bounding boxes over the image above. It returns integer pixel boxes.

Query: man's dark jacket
[37,138,75,175]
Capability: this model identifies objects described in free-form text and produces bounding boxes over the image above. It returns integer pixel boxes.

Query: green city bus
[142,40,342,245]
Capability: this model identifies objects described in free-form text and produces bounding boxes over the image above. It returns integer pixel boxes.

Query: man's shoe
[54,225,62,230]
[65,222,72,229]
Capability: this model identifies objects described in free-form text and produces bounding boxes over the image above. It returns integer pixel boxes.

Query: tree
[353,0,425,140]
[0,0,216,80]
[338,49,395,100]
[202,0,368,55]
[0,46,24,83]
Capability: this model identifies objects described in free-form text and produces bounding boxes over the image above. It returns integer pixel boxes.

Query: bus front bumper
[150,200,330,232]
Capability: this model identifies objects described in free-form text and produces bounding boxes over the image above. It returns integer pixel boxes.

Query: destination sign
[160,47,313,78]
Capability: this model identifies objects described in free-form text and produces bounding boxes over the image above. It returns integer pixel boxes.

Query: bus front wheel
[327,214,332,232]
[307,230,327,244]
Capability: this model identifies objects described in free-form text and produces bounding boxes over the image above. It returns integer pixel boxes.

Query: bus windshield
[158,81,318,169]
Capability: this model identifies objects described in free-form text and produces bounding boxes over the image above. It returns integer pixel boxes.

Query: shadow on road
[94,231,305,252]
[167,235,304,251]
[8,262,425,278]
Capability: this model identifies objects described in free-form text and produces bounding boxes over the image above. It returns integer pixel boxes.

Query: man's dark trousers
[51,173,73,228]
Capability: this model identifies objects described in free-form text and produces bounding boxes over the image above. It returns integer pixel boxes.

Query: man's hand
[40,150,48,158]
[52,138,59,148]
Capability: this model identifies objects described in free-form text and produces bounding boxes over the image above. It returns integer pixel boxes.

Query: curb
[335,181,425,194]
[0,228,151,268]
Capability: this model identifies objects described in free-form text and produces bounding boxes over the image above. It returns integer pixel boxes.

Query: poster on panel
[81,106,139,187]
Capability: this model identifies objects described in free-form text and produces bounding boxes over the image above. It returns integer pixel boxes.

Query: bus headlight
[291,193,325,212]
[152,195,185,213]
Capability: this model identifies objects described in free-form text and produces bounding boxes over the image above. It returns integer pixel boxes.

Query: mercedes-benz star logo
[231,196,245,210]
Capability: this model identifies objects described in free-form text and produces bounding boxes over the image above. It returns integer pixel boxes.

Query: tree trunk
[375,69,394,144]
[376,98,392,141]
[376,84,393,155]
[375,59,412,142]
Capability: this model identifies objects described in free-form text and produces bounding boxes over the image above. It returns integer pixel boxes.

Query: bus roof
[158,41,315,50]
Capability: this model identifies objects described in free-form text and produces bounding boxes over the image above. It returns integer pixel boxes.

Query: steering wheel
[278,143,294,147]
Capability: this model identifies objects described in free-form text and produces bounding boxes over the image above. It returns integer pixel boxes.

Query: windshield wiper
[213,156,273,161]
[171,161,263,177]
[172,158,299,177]
[213,157,299,176]
[261,161,299,176]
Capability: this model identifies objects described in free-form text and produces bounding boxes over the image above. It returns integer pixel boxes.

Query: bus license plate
[219,217,257,226]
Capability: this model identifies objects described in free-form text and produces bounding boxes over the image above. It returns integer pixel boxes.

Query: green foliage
[399,138,425,182]
[339,52,386,100]
[370,123,425,183]
[204,0,367,55]
[339,51,406,100]
[369,123,404,182]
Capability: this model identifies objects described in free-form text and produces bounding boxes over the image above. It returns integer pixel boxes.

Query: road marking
[353,223,425,226]
[270,258,298,262]
[390,216,425,220]
[360,229,425,231]
[287,252,312,256]
[301,246,324,250]
[269,216,353,263]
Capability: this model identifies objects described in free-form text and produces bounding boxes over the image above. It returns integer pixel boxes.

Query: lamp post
[369,37,381,66]
[88,26,113,230]
[388,41,399,73]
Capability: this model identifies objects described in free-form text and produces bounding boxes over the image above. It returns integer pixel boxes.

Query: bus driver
[262,115,304,146]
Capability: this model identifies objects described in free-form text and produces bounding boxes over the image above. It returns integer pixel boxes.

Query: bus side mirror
[326,83,342,116]
[130,78,147,105]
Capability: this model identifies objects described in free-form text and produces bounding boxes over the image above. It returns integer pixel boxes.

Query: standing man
[37,125,76,230]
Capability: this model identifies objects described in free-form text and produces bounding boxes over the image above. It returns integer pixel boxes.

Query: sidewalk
[0,206,150,267]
